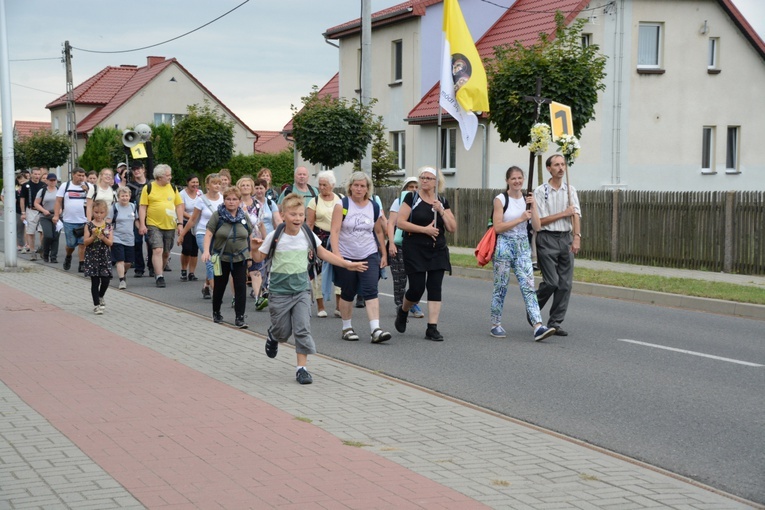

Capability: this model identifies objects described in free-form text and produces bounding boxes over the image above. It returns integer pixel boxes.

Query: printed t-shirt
[139,183,182,230]
[259,228,321,295]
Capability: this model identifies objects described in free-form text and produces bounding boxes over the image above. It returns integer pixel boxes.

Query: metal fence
[376,187,765,275]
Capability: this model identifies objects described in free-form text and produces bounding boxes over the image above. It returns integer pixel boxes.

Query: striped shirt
[534,182,581,233]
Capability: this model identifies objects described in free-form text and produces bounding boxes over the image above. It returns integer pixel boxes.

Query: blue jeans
[196,232,214,281]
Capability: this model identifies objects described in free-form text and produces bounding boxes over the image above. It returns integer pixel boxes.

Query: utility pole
[359,0,372,177]
[1,0,18,266]
[63,41,78,179]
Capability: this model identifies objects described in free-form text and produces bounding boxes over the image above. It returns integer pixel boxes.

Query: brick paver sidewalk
[0,257,756,509]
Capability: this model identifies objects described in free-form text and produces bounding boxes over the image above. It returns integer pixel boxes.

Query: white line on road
[617,338,764,367]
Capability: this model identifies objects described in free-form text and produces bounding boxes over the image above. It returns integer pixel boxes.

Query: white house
[308,0,765,191]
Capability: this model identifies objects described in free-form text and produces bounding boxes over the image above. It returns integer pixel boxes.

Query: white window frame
[725,126,740,173]
[153,113,186,127]
[581,33,591,48]
[440,128,457,172]
[391,131,405,170]
[391,40,403,83]
[708,37,719,69]
[637,23,662,69]
[701,126,715,173]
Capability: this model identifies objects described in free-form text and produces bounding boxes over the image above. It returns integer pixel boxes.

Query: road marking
[617,339,764,367]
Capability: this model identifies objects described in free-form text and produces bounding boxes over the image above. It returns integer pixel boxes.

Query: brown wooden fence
[375,187,765,275]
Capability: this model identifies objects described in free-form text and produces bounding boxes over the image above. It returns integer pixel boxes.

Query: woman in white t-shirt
[179,173,223,299]
[306,170,342,318]
[179,175,202,281]
[490,166,555,342]
[89,168,117,220]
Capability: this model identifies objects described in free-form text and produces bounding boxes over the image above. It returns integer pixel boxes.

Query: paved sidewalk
[0,254,758,509]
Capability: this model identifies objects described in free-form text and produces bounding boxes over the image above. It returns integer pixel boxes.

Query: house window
[701,126,715,172]
[637,23,662,69]
[440,128,457,170]
[581,34,591,48]
[708,37,719,69]
[392,40,403,82]
[154,113,186,127]
[725,126,739,173]
[391,131,405,170]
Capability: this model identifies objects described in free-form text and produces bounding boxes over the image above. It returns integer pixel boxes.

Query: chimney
[147,56,165,68]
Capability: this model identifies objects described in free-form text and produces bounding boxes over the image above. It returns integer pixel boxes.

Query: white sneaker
[94,306,103,315]
[118,280,127,290]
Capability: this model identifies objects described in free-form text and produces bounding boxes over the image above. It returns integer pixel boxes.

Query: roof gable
[13,121,52,140]
[324,0,440,39]
[254,131,292,154]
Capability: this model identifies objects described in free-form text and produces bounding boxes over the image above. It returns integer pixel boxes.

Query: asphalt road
[2,231,764,504]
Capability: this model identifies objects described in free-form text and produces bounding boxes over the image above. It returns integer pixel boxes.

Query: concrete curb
[452,266,765,321]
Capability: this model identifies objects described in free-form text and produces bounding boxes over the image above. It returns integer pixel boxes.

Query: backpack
[487,191,510,228]
[60,181,92,213]
[340,195,381,222]
[211,212,253,260]
[265,222,322,281]
[283,184,317,201]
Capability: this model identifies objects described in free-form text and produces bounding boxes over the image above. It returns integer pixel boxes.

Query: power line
[11,83,60,95]
[71,0,250,54]
[10,57,60,62]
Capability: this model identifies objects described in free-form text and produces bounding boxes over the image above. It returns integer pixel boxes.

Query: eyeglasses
[419,176,436,181]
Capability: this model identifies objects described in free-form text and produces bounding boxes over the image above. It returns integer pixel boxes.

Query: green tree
[80,127,124,171]
[0,133,28,173]
[486,14,607,147]
[291,87,375,169]
[21,130,70,169]
[149,123,178,174]
[352,115,399,188]
[225,149,294,185]
[173,101,235,181]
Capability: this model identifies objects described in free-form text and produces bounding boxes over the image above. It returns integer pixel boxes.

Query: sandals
[342,328,359,341]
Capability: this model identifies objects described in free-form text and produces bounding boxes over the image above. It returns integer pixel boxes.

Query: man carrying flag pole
[439,0,489,152]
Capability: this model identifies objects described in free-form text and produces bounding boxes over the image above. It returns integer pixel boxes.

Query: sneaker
[42,255,49,263]
[188,273,198,281]
[148,269,155,278]
[35,246,42,254]
[94,306,103,315]
[490,325,507,338]
[99,297,105,308]
[534,326,557,342]
[202,286,211,299]
[371,328,391,344]
[50,257,58,264]
[134,271,144,278]
[394,305,408,333]
[235,315,248,329]
[296,367,313,385]
[410,304,425,318]
[156,276,166,288]
[255,296,269,311]
[317,310,328,318]
[213,312,223,324]
[553,327,568,337]
[63,255,72,271]
[29,254,38,261]
[265,328,279,358]
[164,264,172,272]
[355,296,366,308]
[180,270,188,281]
[78,261,84,273]
[20,246,30,254]
[333,309,342,318]
[118,280,127,290]
[341,328,359,341]
[425,324,444,342]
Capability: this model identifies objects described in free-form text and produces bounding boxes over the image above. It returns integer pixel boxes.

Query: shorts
[333,252,380,302]
[111,243,135,264]
[181,225,199,256]
[63,222,85,249]
[146,225,175,253]
[25,209,41,234]
[248,259,264,272]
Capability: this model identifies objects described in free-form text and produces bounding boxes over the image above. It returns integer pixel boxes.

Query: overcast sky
[3,0,764,132]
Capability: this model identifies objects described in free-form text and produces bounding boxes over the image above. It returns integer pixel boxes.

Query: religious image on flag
[440,0,489,151]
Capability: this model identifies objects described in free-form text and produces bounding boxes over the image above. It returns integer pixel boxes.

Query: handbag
[73,225,85,238]
[474,227,496,267]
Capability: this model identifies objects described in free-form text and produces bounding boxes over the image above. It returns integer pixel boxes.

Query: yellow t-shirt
[139,182,182,230]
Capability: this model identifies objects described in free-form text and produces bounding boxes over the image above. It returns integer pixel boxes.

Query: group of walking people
[13,155,581,385]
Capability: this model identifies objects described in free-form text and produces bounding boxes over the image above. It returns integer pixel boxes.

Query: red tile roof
[46,57,256,138]
[13,121,51,140]
[282,73,340,133]
[407,0,588,123]
[254,131,292,154]
[721,0,765,60]
[324,0,439,39]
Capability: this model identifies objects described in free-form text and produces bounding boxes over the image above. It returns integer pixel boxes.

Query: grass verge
[449,253,765,306]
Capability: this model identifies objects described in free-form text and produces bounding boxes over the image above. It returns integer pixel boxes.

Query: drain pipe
[480,121,488,188]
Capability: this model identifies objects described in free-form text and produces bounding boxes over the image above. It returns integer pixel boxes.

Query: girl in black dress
[83,200,113,315]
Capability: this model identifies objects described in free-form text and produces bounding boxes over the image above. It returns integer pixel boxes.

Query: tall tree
[291,87,375,169]
[21,130,70,169]
[173,101,235,182]
[79,127,124,171]
[486,14,607,147]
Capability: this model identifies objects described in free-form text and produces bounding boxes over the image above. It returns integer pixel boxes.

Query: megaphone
[122,129,141,148]
[135,123,152,141]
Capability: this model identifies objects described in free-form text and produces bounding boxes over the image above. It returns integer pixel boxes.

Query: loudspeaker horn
[122,129,141,148]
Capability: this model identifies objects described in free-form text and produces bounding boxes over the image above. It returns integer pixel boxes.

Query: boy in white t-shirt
[251,194,366,385]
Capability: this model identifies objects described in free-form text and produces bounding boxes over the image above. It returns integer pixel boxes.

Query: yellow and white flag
[440,0,489,151]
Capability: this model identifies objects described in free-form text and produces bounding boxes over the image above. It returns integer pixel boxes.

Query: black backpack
[265,222,322,281]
